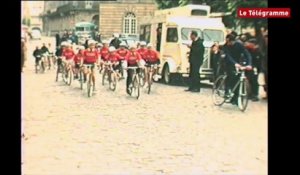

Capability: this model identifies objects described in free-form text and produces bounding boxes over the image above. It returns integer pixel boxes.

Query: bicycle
[212,66,250,112]
[82,63,96,97]
[127,66,140,99]
[55,57,65,82]
[102,61,110,86]
[62,59,73,86]
[35,55,45,74]
[145,63,159,94]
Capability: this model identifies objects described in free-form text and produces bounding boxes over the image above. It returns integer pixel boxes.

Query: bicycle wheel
[67,68,73,86]
[102,69,107,85]
[79,71,84,90]
[132,75,140,99]
[109,72,117,91]
[238,79,249,112]
[212,75,226,106]
[139,69,146,87]
[147,72,153,94]
[87,76,93,97]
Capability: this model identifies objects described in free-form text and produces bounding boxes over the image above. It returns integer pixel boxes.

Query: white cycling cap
[109,46,116,52]
[140,41,147,46]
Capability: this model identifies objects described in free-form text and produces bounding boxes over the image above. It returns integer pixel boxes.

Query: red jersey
[100,47,109,60]
[62,48,75,60]
[74,54,83,64]
[145,50,160,63]
[125,51,141,66]
[83,49,99,63]
[137,48,148,60]
[116,48,129,60]
[106,53,121,62]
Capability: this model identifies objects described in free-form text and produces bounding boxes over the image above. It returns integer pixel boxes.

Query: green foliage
[154,0,268,30]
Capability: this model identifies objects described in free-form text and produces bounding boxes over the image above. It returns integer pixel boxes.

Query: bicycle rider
[81,40,99,90]
[106,46,122,77]
[99,40,110,73]
[74,46,85,79]
[125,43,142,95]
[144,43,161,82]
[62,42,75,76]
[116,42,129,78]
[222,34,252,105]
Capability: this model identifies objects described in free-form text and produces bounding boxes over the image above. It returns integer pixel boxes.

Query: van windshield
[203,29,224,43]
[181,28,202,41]
[76,27,84,31]
[181,28,224,43]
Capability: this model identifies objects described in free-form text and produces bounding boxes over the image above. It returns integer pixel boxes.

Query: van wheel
[162,64,173,84]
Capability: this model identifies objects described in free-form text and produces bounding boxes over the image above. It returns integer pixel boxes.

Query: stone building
[41,0,157,38]
[21,1,44,31]
[99,0,157,39]
[42,1,102,35]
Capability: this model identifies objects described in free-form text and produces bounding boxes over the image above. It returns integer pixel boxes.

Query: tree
[155,0,268,32]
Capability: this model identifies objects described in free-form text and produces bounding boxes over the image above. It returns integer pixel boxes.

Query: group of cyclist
[37,37,161,95]
[33,43,56,72]
[32,30,267,103]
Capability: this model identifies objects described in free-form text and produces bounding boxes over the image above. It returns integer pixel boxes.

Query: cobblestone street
[22,37,267,175]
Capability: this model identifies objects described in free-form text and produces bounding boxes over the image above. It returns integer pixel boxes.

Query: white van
[139,5,226,84]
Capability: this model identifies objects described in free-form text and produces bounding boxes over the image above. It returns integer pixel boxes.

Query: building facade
[42,0,157,38]
[42,1,103,36]
[21,1,44,31]
[99,0,157,39]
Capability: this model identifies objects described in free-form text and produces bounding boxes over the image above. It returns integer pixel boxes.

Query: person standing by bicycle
[125,44,142,95]
[81,40,99,90]
[116,42,129,78]
[144,43,161,82]
[223,34,252,105]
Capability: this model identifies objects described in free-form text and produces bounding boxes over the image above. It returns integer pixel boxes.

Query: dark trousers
[225,71,239,102]
[189,62,201,90]
[246,70,259,97]
[126,65,139,89]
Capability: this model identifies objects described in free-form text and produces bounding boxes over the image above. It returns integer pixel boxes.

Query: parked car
[30,30,42,40]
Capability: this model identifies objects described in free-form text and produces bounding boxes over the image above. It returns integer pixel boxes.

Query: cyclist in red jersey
[99,40,110,73]
[125,44,142,94]
[62,42,75,73]
[137,41,148,61]
[73,46,85,79]
[106,46,121,75]
[116,42,129,78]
[82,40,99,88]
[145,43,161,81]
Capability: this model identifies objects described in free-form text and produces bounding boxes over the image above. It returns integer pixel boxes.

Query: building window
[85,1,93,9]
[123,12,137,34]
